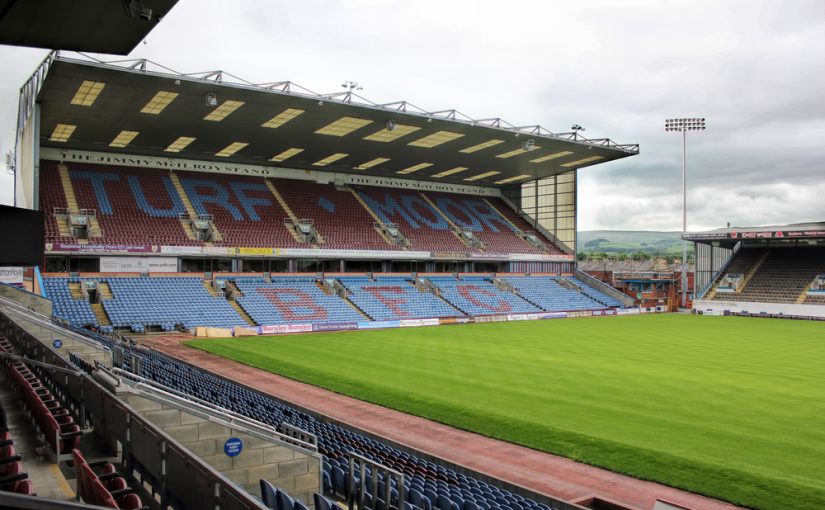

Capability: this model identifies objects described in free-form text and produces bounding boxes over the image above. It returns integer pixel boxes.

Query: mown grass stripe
[187,315,825,510]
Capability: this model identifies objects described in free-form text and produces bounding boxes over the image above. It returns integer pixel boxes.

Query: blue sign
[224,437,243,457]
[53,339,63,349]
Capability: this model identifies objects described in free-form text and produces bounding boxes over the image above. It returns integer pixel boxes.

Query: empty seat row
[428,276,540,315]
[0,340,34,496]
[73,449,144,509]
[339,277,459,320]
[0,341,82,460]
[503,276,606,312]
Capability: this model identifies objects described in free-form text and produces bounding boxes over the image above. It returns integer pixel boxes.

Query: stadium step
[179,219,198,241]
[98,282,113,299]
[68,282,85,300]
[349,189,397,247]
[57,164,80,211]
[169,172,221,242]
[90,302,112,326]
[418,193,478,249]
[343,295,372,320]
[797,283,812,304]
[203,280,223,297]
[482,198,545,252]
[264,180,311,244]
[228,300,256,326]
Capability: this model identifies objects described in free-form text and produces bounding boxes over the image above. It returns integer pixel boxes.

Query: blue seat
[260,479,279,509]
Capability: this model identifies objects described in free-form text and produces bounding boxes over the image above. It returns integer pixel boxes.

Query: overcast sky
[1,0,823,231]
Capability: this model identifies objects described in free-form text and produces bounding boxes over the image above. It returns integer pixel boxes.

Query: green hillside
[578,230,686,255]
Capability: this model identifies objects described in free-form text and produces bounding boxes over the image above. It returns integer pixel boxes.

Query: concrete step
[264,180,305,244]
[229,300,256,326]
[418,193,475,249]
[90,302,112,326]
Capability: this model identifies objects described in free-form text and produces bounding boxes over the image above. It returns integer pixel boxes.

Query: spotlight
[521,139,535,151]
[386,119,396,132]
[205,93,217,107]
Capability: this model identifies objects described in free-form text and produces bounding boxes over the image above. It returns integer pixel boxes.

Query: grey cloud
[0,0,823,231]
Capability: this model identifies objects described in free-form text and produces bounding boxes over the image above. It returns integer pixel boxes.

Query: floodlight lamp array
[665,118,706,131]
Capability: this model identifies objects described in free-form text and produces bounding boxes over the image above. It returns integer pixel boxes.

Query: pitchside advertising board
[99,256,178,273]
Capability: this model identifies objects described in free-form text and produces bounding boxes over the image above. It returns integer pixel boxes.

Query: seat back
[259,479,279,509]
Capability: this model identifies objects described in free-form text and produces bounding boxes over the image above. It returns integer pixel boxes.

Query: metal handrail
[110,367,316,452]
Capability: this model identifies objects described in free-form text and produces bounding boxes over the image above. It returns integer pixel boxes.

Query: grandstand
[686,223,825,319]
[39,273,631,332]
[1,2,822,509]
[21,17,794,508]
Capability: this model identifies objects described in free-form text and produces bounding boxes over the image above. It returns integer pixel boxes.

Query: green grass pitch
[186,314,825,510]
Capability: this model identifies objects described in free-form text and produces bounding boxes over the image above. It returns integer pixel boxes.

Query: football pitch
[186,314,825,510]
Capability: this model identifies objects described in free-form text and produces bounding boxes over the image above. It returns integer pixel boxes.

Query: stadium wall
[694,299,825,319]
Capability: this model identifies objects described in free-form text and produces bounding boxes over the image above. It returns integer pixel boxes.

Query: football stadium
[0,3,823,510]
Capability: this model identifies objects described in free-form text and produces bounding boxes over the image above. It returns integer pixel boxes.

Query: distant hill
[578,230,685,255]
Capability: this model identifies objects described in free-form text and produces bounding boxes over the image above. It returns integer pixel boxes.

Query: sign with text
[223,437,243,457]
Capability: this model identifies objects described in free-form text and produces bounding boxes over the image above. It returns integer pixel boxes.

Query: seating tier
[272,179,394,250]
[339,276,459,320]
[69,163,198,246]
[503,276,606,312]
[182,174,299,247]
[428,276,540,315]
[234,277,364,325]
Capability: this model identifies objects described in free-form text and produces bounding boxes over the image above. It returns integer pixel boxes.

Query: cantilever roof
[32,54,639,188]
[0,0,178,55]
[684,221,825,247]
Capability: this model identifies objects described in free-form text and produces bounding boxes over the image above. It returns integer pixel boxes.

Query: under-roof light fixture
[386,119,396,131]
[408,131,464,148]
[431,167,469,178]
[363,123,421,142]
[70,80,105,106]
[355,157,390,170]
[560,155,603,167]
[49,124,77,142]
[397,162,434,175]
[262,108,304,128]
[314,153,349,166]
[463,171,500,182]
[109,130,139,148]
[164,136,196,153]
[203,100,244,121]
[494,174,531,185]
[529,151,574,163]
[459,139,505,154]
[140,91,179,114]
[215,142,249,157]
[315,117,373,136]
[270,147,304,162]
[205,93,218,107]
[496,145,541,159]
